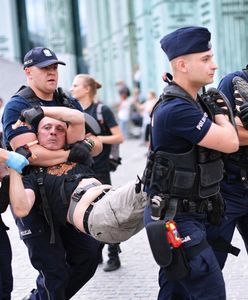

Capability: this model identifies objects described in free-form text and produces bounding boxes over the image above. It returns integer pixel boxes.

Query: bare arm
[9,168,35,217]
[198,115,239,153]
[41,106,85,143]
[97,125,124,145]
[233,116,248,146]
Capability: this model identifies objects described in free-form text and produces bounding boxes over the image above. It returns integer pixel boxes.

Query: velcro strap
[208,237,240,257]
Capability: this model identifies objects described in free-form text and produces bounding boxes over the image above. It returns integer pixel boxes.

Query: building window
[25,0,46,47]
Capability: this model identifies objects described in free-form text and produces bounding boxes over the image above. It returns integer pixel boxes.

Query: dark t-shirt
[151,97,211,154]
[2,92,82,148]
[22,163,95,226]
[85,103,118,173]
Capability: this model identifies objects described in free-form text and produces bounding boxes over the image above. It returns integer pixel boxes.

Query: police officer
[2,47,102,300]
[206,66,248,268]
[0,147,29,300]
[142,26,239,299]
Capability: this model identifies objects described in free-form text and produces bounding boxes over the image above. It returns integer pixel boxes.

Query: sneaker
[103,258,121,272]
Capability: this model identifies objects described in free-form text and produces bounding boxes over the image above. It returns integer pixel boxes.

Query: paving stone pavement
[2,139,248,299]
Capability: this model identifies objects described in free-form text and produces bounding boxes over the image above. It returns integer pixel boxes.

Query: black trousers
[0,223,13,300]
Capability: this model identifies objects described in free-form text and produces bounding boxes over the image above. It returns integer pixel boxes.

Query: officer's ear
[176,57,188,73]
[25,67,32,78]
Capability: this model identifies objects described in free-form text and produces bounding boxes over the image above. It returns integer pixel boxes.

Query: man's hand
[67,141,93,166]
[204,88,230,116]
[202,88,236,129]
[202,92,223,117]
[20,106,44,127]
[5,151,29,173]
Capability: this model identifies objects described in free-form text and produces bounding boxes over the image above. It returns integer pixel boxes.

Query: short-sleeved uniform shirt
[84,103,118,173]
[2,91,82,148]
[151,97,212,154]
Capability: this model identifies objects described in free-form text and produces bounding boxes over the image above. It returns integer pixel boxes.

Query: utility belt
[149,194,224,226]
[173,198,211,214]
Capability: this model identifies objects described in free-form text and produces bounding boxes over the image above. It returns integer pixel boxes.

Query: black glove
[239,102,248,129]
[15,145,32,159]
[67,141,93,166]
[205,88,230,116]
[201,92,223,117]
[20,106,44,127]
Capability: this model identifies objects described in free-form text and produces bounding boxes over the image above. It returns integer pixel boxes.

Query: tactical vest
[15,86,75,108]
[142,83,224,201]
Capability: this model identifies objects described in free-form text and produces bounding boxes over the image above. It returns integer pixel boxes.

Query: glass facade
[26,0,46,47]
[1,0,248,101]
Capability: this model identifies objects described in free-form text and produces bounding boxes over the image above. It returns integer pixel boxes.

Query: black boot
[103,243,121,272]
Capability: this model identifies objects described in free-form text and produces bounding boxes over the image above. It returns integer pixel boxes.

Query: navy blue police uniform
[0,215,13,300]
[0,150,13,300]
[142,27,226,299]
[206,68,248,268]
[2,47,101,300]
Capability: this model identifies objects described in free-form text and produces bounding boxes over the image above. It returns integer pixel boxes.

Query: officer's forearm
[215,115,239,150]
[42,106,85,126]
[28,144,69,166]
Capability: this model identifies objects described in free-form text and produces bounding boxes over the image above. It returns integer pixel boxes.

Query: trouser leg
[62,224,101,299]
[0,229,13,300]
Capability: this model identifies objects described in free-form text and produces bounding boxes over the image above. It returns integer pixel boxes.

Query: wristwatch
[82,137,95,151]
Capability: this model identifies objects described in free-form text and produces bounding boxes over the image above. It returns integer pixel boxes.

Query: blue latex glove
[5,151,29,173]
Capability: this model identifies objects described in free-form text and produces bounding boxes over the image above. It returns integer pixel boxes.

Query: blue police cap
[23,47,66,69]
[160,26,212,61]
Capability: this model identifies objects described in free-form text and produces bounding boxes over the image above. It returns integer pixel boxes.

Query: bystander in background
[71,74,124,272]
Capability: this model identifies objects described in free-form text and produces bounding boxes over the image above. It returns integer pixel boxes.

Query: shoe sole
[232,76,248,105]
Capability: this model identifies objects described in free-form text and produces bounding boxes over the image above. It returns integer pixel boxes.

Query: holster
[207,192,226,226]
[146,221,189,281]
